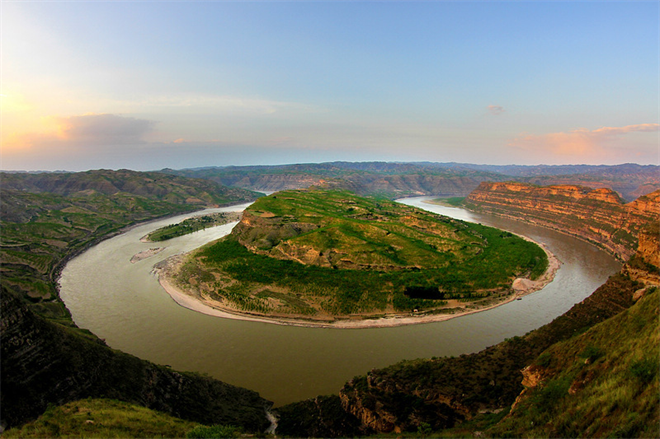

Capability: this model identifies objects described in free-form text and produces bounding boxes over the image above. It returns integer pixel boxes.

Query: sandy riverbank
[131,247,165,263]
[153,239,561,329]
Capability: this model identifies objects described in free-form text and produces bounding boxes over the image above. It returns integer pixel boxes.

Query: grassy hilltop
[176,189,547,319]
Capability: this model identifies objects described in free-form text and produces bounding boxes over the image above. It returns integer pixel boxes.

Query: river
[59,198,620,406]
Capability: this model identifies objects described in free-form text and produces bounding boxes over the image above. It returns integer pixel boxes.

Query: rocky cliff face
[0,289,272,432]
[464,183,659,260]
[328,189,658,437]
[637,227,660,269]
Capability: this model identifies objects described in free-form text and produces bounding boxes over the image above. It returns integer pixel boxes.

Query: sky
[1,0,658,171]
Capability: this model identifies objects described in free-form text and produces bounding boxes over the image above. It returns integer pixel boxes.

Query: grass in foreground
[2,399,200,438]
[487,287,659,438]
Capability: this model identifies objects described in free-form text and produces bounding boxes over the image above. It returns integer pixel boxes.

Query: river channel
[59,198,620,406]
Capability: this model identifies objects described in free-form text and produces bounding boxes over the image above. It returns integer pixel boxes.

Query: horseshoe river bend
[59,197,620,406]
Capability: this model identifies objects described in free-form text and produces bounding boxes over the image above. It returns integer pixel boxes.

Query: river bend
[59,198,620,406]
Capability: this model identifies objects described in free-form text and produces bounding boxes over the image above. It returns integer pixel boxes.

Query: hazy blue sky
[2,0,658,171]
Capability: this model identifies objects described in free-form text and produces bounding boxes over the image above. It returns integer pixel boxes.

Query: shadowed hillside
[1,288,272,432]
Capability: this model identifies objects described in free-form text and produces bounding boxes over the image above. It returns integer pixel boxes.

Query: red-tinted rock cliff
[464,183,659,260]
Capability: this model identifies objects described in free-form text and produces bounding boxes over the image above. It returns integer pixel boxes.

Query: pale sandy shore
[131,247,165,264]
[153,239,561,329]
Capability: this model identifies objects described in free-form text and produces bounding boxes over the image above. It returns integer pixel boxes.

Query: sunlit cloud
[487,105,505,116]
[2,113,157,166]
[509,123,659,163]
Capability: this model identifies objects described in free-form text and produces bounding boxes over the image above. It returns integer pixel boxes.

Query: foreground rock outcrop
[492,285,659,438]
[464,183,659,260]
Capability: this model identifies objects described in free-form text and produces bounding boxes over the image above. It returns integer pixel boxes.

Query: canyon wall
[464,182,659,261]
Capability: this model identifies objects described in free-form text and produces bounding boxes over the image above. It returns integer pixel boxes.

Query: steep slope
[1,170,271,432]
[488,287,658,438]
[0,288,272,432]
[464,183,659,260]
[335,271,640,434]
[0,169,259,205]
[277,188,659,437]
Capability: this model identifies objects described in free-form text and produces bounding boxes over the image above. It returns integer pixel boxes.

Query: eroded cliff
[464,183,659,260]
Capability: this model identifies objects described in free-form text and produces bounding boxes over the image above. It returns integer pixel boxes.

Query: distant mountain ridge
[164,162,660,201]
[1,169,260,205]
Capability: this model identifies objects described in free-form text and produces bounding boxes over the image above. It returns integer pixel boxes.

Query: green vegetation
[186,424,243,438]
[0,170,271,432]
[179,189,547,318]
[2,398,254,439]
[488,287,659,438]
[325,271,643,435]
[0,170,259,321]
[433,197,465,207]
[2,399,200,438]
[146,212,241,241]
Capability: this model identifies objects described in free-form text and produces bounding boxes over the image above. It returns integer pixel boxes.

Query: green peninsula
[145,212,242,242]
[167,189,549,323]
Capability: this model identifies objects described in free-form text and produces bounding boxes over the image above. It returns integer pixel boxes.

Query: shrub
[579,345,604,363]
[630,358,657,384]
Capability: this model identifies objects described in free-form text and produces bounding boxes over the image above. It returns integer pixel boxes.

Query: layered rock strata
[464,183,659,260]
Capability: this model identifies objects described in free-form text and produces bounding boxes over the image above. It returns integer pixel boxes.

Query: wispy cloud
[54,113,156,144]
[111,94,317,115]
[487,105,505,116]
[509,123,659,162]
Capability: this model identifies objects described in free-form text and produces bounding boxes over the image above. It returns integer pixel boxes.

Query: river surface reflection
[59,198,620,406]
